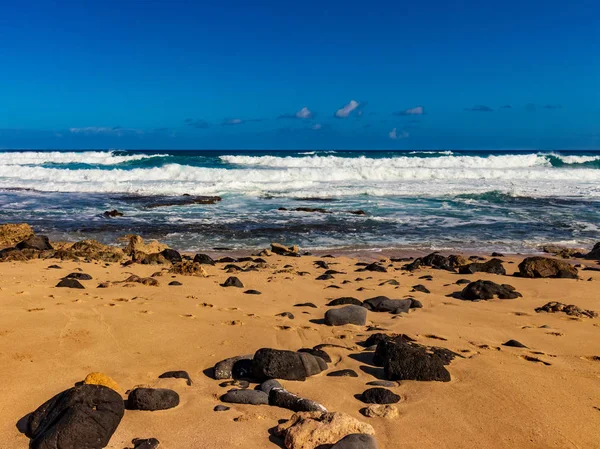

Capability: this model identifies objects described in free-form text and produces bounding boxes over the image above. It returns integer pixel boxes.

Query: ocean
[0,149,599,254]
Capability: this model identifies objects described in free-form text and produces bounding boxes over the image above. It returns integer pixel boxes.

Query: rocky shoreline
[1,222,599,449]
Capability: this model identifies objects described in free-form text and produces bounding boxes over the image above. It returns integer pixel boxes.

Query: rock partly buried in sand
[122,275,159,286]
[362,296,413,314]
[327,297,363,307]
[244,289,262,295]
[411,284,430,294]
[124,235,168,256]
[403,252,468,272]
[327,369,359,378]
[325,305,367,326]
[518,257,578,279]
[459,258,506,275]
[271,242,300,257]
[252,348,326,381]
[83,372,120,392]
[103,209,123,218]
[298,347,331,363]
[127,388,179,411]
[331,433,380,449]
[0,223,33,248]
[128,438,160,449]
[214,354,254,380]
[535,301,598,318]
[193,253,216,265]
[168,261,208,277]
[503,339,528,348]
[56,278,85,289]
[221,276,244,288]
[159,370,193,386]
[16,235,53,251]
[459,280,522,300]
[275,411,375,449]
[359,262,387,273]
[269,387,328,413]
[63,272,92,280]
[360,404,399,419]
[220,389,269,405]
[360,388,400,404]
[374,336,457,382]
[25,384,124,449]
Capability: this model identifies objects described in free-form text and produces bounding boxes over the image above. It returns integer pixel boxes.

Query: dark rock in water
[48,264,62,269]
[214,355,253,380]
[535,301,597,318]
[366,380,398,387]
[315,260,330,269]
[292,207,331,214]
[518,257,578,279]
[460,280,522,300]
[361,263,387,273]
[146,195,221,208]
[348,210,367,215]
[456,279,471,285]
[327,369,358,377]
[259,379,283,394]
[298,347,331,363]
[327,297,363,307]
[325,305,367,326]
[503,339,528,348]
[63,272,92,280]
[277,312,295,319]
[244,289,262,295]
[221,276,244,288]
[160,248,182,263]
[56,279,85,289]
[331,434,379,449]
[16,235,53,251]
[213,405,230,412]
[459,258,506,275]
[158,370,192,385]
[168,281,182,286]
[127,388,179,411]
[410,299,423,309]
[252,348,326,381]
[25,384,124,449]
[411,284,430,294]
[294,302,317,308]
[362,296,412,314]
[129,438,160,449]
[220,389,268,405]
[360,387,400,404]
[403,252,467,272]
[103,209,123,218]
[316,273,334,280]
[193,253,216,265]
[269,387,327,412]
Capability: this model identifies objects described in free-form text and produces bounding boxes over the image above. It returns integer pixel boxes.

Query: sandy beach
[1,233,599,449]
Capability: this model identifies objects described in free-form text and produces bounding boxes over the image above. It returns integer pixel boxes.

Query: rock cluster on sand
[271,242,300,257]
[535,301,597,318]
[252,348,327,381]
[459,258,506,275]
[403,252,468,272]
[518,257,579,279]
[124,235,168,256]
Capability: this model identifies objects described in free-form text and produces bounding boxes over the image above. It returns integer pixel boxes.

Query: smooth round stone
[214,405,230,412]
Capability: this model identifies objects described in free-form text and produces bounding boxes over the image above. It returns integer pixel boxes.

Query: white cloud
[296,107,313,119]
[394,106,424,116]
[335,100,360,118]
[312,123,322,130]
[389,128,409,140]
[69,127,143,136]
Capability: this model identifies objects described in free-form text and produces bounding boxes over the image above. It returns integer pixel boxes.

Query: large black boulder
[127,388,179,411]
[403,252,465,272]
[459,258,506,275]
[331,434,379,449]
[252,348,326,381]
[518,257,578,279]
[362,296,412,314]
[56,279,85,289]
[160,248,182,263]
[360,387,400,404]
[460,280,522,300]
[193,253,216,265]
[25,384,124,449]
[327,297,363,307]
[16,235,53,251]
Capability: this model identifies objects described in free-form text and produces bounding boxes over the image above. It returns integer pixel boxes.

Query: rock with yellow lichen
[0,223,34,248]
[83,372,120,392]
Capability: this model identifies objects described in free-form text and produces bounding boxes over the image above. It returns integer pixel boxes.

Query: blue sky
[0,0,598,150]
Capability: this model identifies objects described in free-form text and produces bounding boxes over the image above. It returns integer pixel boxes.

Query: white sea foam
[0,151,165,165]
[551,153,600,164]
[1,159,600,198]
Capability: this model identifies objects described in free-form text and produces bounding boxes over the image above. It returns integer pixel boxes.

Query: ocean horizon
[1,148,599,254]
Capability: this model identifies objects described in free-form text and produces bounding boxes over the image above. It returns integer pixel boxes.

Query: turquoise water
[0,149,599,253]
